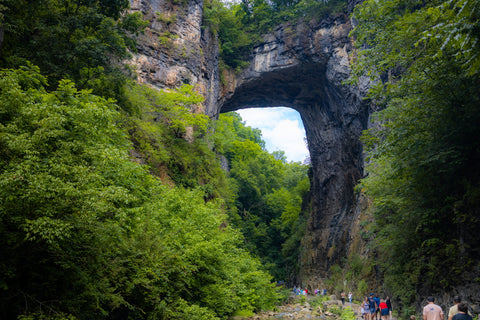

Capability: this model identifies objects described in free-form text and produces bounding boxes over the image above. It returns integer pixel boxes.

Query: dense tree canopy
[213,113,310,282]
[352,0,480,307]
[0,66,286,319]
[0,0,147,110]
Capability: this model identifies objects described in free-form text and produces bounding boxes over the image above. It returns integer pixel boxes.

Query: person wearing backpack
[362,297,371,320]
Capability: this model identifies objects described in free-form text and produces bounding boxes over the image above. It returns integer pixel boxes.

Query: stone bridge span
[218,16,370,283]
[130,0,370,285]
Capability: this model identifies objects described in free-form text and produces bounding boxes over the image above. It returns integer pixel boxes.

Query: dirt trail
[240,296,367,320]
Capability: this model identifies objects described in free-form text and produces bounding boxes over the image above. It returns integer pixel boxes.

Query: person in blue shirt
[374,294,381,320]
[369,294,377,320]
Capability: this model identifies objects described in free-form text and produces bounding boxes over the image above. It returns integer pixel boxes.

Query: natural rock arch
[217,16,370,284]
[130,0,371,286]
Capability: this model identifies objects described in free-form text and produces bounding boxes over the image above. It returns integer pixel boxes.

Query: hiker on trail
[448,296,472,320]
[360,298,366,319]
[374,294,381,320]
[423,296,444,320]
[349,291,353,303]
[386,296,393,320]
[362,297,370,320]
[369,293,377,320]
[452,303,473,320]
[341,291,346,305]
[379,299,389,320]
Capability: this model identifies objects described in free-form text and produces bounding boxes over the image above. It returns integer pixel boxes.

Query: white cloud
[236,107,309,163]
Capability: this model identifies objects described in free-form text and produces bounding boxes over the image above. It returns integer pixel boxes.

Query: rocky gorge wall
[128,0,372,287]
[128,0,221,114]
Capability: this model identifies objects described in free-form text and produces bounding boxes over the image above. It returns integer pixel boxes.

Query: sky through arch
[236,107,309,163]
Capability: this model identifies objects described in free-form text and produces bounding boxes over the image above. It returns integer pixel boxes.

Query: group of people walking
[292,286,474,320]
[360,293,393,320]
[360,294,474,320]
[293,286,327,296]
[422,296,474,320]
[340,291,354,304]
[293,287,308,296]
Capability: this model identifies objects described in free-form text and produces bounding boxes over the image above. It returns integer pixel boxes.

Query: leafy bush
[341,307,356,320]
[309,295,330,310]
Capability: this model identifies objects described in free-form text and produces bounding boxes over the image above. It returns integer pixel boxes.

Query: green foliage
[203,0,258,70]
[340,306,356,320]
[18,313,78,320]
[213,112,310,282]
[309,295,330,310]
[329,304,343,315]
[351,0,480,307]
[157,12,178,25]
[0,67,282,319]
[356,279,368,299]
[0,66,149,318]
[124,83,231,200]
[0,0,148,110]
[126,184,281,318]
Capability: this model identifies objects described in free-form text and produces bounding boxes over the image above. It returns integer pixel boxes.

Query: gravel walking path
[239,296,367,320]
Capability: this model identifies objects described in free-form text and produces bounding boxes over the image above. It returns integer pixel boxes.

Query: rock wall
[128,0,220,114]
[129,0,372,286]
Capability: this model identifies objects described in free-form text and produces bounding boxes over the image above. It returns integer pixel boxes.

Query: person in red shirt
[379,300,389,320]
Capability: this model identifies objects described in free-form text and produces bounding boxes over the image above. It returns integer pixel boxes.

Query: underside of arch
[221,63,327,113]
[220,60,369,283]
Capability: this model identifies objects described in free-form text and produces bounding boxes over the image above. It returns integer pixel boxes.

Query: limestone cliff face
[129,0,371,286]
[128,0,220,113]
